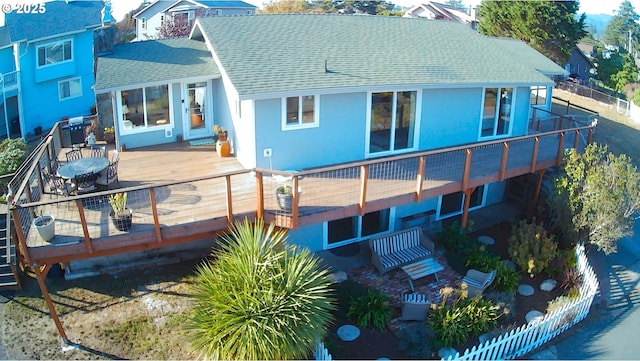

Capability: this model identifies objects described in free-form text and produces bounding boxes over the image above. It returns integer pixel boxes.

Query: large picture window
[282,95,317,129]
[437,186,485,219]
[120,85,170,131]
[327,209,390,248]
[37,40,72,67]
[369,90,417,154]
[480,87,513,138]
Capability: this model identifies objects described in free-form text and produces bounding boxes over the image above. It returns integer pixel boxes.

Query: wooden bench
[368,227,435,276]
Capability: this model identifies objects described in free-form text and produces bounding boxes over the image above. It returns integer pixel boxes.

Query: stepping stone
[438,347,458,359]
[518,284,535,296]
[479,332,493,344]
[477,236,495,245]
[337,324,360,341]
[329,271,348,283]
[540,279,557,292]
[502,260,516,270]
[526,310,544,323]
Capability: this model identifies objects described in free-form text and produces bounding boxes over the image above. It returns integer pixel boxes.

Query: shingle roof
[5,1,103,42]
[491,37,569,77]
[94,37,219,91]
[193,14,564,97]
[195,0,256,8]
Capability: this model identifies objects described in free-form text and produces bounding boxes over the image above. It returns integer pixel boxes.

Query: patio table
[58,157,109,180]
[401,257,444,292]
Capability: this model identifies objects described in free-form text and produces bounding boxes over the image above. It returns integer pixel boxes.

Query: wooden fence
[315,244,598,361]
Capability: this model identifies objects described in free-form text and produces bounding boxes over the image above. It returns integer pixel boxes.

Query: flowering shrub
[508,218,558,277]
[0,138,26,176]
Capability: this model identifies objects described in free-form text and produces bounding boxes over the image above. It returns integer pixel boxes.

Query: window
[480,87,512,138]
[37,40,72,67]
[368,90,417,154]
[327,209,390,247]
[282,95,318,129]
[119,85,171,131]
[58,78,82,100]
[140,17,146,29]
[530,86,547,106]
[160,14,164,21]
[437,185,485,219]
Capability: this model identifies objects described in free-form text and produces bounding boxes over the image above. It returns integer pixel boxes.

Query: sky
[0,0,630,28]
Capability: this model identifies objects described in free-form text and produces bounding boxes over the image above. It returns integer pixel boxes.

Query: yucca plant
[187,219,336,360]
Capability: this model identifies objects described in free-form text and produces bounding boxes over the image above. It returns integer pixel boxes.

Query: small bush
[466,247,521,293]
[347,288,390,331]
[436,221,473,253]
[548,248,578,279]
[559,267,583,299]
[0,138,26,176]
[508,218,558,277]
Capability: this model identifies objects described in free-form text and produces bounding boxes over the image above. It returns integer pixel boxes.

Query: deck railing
[444,244,599,360]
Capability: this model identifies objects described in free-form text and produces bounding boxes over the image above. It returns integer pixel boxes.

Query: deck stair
[0,208,20,290]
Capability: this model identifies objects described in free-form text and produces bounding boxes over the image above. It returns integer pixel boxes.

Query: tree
[445,0,467,11]
[477,0,586,66]
[611,53,639,93]
[260,0,325,14]
[115,2,145,43]
[0,138,26,176]
[158,10,205,38]
[604,0,640,52]
[187,219,336,360]
[593,50,625,88]
[555,144,640,254]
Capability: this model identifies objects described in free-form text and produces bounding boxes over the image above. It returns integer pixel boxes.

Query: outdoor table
[57,157,109,180]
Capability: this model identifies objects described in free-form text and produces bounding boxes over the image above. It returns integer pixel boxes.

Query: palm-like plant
[187,218,336,360]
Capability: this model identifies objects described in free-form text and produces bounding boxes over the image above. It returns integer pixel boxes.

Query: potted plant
[213,125,230,157]
[275,184,301,212]
[103,126,115,144]
[108,192,132,231]
[33,211,55,242]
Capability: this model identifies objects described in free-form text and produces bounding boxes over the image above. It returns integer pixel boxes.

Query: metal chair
[400,293,430,321]
[49,158,60,174]
[46,174,77,197]
[65,149,83,162]
[111,149,120,164]
[90,146,106,158]
[72,172,98,195]
[462,269,497,297]
[96,160,119,190]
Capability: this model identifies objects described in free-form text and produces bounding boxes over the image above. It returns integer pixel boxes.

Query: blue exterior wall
[253,92,367,170]
[18,30,96,135]
[0,47,15,74]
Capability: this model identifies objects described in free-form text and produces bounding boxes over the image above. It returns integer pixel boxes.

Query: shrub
[548,248,578,279]
[397,322,434,359]
[559,267,583,299]
[0,138,26,176]
[428,285,502,348]
[436,221,473,253]
[492,263,521,293]
[347,288,390,331]
[484,291,516,322]
[508,218,558,277]
[466,246,521,293]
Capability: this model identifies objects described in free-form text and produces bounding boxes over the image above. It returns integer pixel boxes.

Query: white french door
[182,81,212,140]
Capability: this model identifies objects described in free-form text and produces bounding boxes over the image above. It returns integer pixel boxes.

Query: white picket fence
[315,244,598,361]
[443,244,599,360]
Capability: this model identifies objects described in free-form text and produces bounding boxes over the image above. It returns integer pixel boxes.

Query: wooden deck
[6,118,594,267]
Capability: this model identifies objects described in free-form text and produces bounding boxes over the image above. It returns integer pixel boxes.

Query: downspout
[12,42,26,139]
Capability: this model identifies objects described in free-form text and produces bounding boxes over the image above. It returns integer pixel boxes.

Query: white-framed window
[282,95,319,130]
[480,87,513,139]
[140,17,147,29]
[37,39,72,68]
[367,90,418,155]
[530,85,548,107]
[325,209,391,249]
[215,9,222,15]
[118,84,172,133]
[58,77,82,100]
[436,185,486,220]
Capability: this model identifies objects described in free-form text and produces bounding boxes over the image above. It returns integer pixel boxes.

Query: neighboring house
[403,1,477,29]
[133,0,256,40]
[565,46,595,84]
[0,0,105,140]
[94,14,566,251]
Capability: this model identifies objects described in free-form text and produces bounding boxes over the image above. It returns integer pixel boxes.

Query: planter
[109,209,133,231]
[216,139,230,157]
[104,133,115,144]
[33,215,55,242]
[275,187,302,212]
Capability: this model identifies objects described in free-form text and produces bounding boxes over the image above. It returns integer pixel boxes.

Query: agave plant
[187,219,336,360]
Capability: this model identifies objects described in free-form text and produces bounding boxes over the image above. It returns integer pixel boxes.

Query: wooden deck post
[415,156,425,202]
[530,137,539,173]
[255,172,264,219]
[556,132,565,165]
[75,200,93,254]
[587,127,593,145]
[224,175,234,224]
[533,169,547,206]
[460,187,476,228]
[33,263,69,344]
[573,130,580,150]
[149,188,163,242]
[291,176,299,229]
[499,142,509,181]
[359,165,369,215]
[461,149,472,191]
[10,208,31,265]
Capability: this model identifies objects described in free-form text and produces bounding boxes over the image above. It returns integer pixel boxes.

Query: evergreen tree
[604,0,640,51]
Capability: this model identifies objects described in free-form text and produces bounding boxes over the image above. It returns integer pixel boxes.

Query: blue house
[0,0,105,139]
[94,14,569,251]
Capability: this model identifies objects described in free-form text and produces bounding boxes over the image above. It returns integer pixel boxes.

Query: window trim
[36,39,73,69]
[530,85,549,108]
[58,77,82,101]
[324,208,393,249]
[281,95,319,130]
[478,87,514,140]
[435,185,487,220]
[117,85,173,135]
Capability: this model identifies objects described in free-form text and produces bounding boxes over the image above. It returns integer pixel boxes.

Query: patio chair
[400,293,430,321]
[96,160,119,190]
[49,158,60,174]
[111,150,120,164]
[66,148,83,162]
[72,172,98,195]
[46,174,77,198]
[90,145,106,158]
[462,269,496,297]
